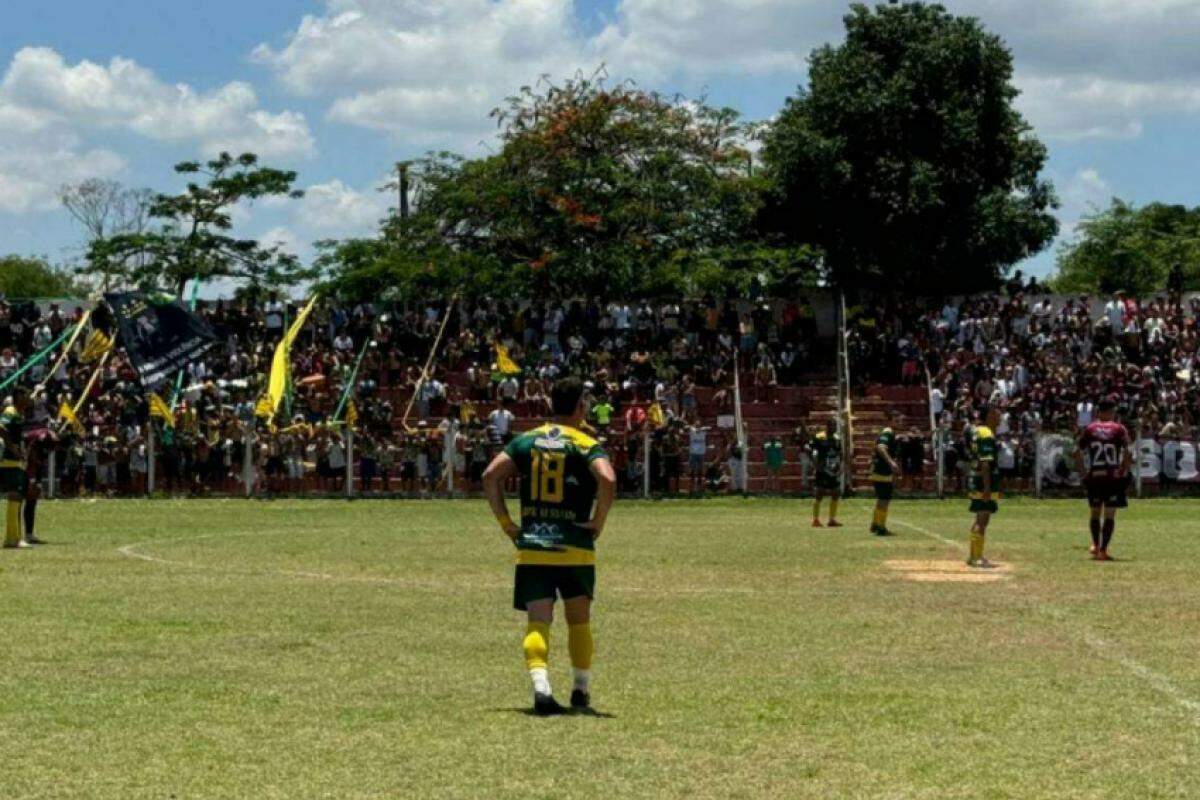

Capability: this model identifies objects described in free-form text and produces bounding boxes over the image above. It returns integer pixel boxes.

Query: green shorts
[873,481,894,502]
[513,565,595,611]
[969,499,999,514]
[0,465,26,495]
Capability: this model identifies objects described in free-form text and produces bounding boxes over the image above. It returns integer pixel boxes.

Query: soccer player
[966,406,1001,567]
[809,419,843,527]
[1,388,31,549]
[1074,397,1132,561]
[482,377,617,716]
[869,411,901,536]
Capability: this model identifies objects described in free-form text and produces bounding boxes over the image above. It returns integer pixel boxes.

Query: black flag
[105,292,218,388]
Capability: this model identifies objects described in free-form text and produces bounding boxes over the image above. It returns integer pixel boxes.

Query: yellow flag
[80,329,113,363]
[345,399,359,430]
[58,401,84,435]
[494,342,521,376]
[648,401,665,429]
[257,295,318,420]
[148,393,175,428]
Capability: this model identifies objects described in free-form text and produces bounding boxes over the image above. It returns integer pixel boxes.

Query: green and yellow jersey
[1,405,25,465]
[968,425,997,499]
[504,423,608,566]
[810,432,842,477]
[869,427,897,483]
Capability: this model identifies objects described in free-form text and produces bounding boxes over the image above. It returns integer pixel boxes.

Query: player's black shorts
[969,498,999,514]
[873,480,894,501]
[815,472,840,491]
[0,463,27,495]
[513,565,595,611]
[1086,477,1128,509]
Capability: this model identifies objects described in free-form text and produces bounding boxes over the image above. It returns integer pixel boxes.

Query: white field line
[116,533,761,597]
[894,518,1200,726]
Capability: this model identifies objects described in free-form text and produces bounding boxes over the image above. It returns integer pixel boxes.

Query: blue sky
[3,0,1199,286]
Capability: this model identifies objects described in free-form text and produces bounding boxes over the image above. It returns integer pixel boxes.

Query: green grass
[1,497,1198,799]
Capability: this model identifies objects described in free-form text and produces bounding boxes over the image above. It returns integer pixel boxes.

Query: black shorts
[1,464,27,495]
[266,456,284,476]
[873,481,894,501]
[513,565,595,611]
[969,498,999,514]
[1086,477,1129,509]
[815,472,840,491]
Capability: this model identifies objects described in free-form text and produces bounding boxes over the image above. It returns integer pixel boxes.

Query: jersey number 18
[531,451,565,503]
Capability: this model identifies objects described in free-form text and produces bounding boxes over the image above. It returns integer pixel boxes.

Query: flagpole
[31,310,91,399]
[332,338,371,424]
[57,349,112,434]
[400,294,458,432]
[0,324,76,394]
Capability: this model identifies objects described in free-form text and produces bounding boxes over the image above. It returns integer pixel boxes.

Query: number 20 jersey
[1079,420,1131,481]
[504,423,609,565]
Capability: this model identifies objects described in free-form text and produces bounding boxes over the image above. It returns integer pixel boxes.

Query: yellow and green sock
[4,500,21,547]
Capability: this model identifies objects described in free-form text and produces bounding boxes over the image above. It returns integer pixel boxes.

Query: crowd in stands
[6,285,1198,498]
[849,287,1200,490]
[0,295,822,498]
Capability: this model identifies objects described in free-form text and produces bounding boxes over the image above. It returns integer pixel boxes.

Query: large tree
[327,75,774,299]
[760,2,1058,294]
[83,153,309,297]
[0,256,84,297]
[1053,200,1200,296]
[59,179,154,291]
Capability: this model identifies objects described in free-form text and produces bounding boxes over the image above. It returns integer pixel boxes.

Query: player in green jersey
[1,388,31,549]
[482,377,617,715]
[809,419,843,527]
[869,411,901,536]
[966,407,1001,567]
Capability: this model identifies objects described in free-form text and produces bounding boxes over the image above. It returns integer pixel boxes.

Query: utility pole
[396,161,411,220]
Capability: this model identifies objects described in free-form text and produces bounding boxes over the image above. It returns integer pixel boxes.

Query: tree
[1052,200,1200,296]
[0,256,84,297]
[319,74,777,299]
[760,2,1058,294]
[60,179,154,291]
[83,153,309,297]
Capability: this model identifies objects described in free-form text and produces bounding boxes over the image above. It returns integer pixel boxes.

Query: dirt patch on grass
[884,559,1013,583]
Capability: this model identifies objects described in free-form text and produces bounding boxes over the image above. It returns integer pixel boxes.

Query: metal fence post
[345,428,354,499]
[243,426,254,498]
[47,449,56,499]
[642,427,651,499]
[147,425,156,496]
[1135,425,1143,499]
[936,428,945,499]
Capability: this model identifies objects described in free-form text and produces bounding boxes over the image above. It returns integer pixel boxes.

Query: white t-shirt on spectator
[265,301,284,331]
[489,408,514,437]
[1105,300,1124,329]
[930,388,944,416]
[1076,401,1095,429]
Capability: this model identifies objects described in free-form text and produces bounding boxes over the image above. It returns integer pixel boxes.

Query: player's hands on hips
[580,519,604,540]
[500,518,520,541]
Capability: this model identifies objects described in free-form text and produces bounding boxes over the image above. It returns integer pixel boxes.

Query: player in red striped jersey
[1074,397,1132,561]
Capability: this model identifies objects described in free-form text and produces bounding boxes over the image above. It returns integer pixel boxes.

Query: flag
[494,342,521,375]
[58,401,84,435]
[79,329,113,363]
[647,401,665,429]
[257,295,318,420]
[148,393,175,428]
[106,292,219,388]
[345,399,359,430]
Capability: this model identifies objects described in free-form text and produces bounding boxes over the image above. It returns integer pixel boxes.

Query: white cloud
[294,179,391,234]
[0,128,126,213]
[1058,167,1114,235]
[254,0,1200,145]
[1,47,315,159]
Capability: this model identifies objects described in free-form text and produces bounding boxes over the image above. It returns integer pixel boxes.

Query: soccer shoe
[967,557,994,569]
[811,519,823,528]
[827,520,843,528]
[1088,544,1098,555]
[533,692,566,716]
[570,689,591,711]
[874,527,892,537]
[25,536,44,545]
[1096,550,1112,562]
[3,540,32,549]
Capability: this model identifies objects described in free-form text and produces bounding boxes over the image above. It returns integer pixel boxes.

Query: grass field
[1,497,1198,799]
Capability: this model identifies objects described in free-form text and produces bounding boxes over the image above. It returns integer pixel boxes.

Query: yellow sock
[812,498,821,520]
[873,507,888,528]
[523,622,550,672]
[828,497,839,520]
[4,500,20,547]
[568,623,594,671]
[970,532,985,561]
